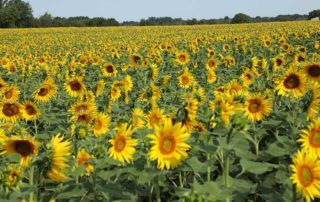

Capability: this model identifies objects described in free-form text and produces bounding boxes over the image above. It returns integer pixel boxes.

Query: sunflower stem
[225,126,233,202]
[29,166,34,202]
[34,120,38,135]
[179,171,183,188]
[207,153,211,182]
[292,184,297,202]
[155,175,161,202]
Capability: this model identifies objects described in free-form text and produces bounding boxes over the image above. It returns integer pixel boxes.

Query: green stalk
[155,176,161,202]
[207,153,211,182]
[224,156,230,202]
[29,166,34,202]
[179,171,183,188]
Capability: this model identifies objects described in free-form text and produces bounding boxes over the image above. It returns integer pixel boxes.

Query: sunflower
[207,68,217,84]
[5,164,21,187]
[178,68,194,89]
[295,54,306,64]
[185,98,199,120]
[130,54,142,66]
[46,134,71,182]
[69,101,97,115]
[275,66,307,98]
[223,55,236,67]
[65,76,86,97]
[272,55,285,70]
[175,50,190,65]
[2,85,20,102]
[71,113,94,125]
[291,149,320,202]
[0,101,21,122]
[1,136,40,166]
[108,123,138,164]
[306,84,320,120]
[102,63,117,77]
[92,113,111,137]
[110,85,121,101]
[303,62,320,83]
[0,78,7,92]
[147,107,165,129]
[206,58,219,69]
[21,100,40,121]
[298,118,320,156]
[243,93,272,122]
[96,80,105,97]
[123,75,133,92]
[227,79,246,97]
[77,148,94,175]
[148,119,191,170]
[33,78,57,103]
[132,108,146,129]
[241,68,255,86]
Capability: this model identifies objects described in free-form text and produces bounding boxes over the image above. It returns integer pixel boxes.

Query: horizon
[27,0,320,22]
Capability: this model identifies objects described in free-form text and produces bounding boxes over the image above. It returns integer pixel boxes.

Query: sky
[28,0,320,22]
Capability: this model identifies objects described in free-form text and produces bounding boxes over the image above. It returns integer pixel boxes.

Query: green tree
[231,13,252,24]
[309,9,320,19]
[0,0,33,28]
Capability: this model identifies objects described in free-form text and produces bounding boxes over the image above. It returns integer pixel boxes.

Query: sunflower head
[175,50,190,65]
[244,93,272,122]
[1,136,40,166]
[108,123,138,164]
[303,63,320,83]
[148,119,191,170]
[0,101,21,122]
[291,149,320,202]
[21,101,40,121]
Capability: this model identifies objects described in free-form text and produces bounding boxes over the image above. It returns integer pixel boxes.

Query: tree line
[0,0,319,28]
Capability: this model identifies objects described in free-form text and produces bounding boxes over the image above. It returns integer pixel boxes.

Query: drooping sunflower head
[291,149,320,202]
[1,136,40,167]
[21,100,40,121]
[5,164,21,187]
[132,108,146,129]
[33,78,57,103]
[102,63,117,77]
[148,119,191,170]
[65,76,86,97]
[2,85,20,102]
[108,123,138,164]
[147,107,165,129]
[303,62,320,83]
[46,134,71,182]
[272,55,285,70]
[77,148,94,175]
[130,54,142,66]
[69,101,97,116]
[175,50,190,65]
[275,66,306,98]
[0,101,21,122]
[243,93,272,122]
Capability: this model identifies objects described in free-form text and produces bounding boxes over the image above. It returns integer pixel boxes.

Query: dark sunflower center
[248,99,262,113]
[299,166,313,187]
[77,114,91,124]
[159,136,176,154]
[106,65,114,73]
[26,104,36,115]
[133,56,141,63]
[297,56,305,63]
[208,60,215,67]
[178,55,186,62]
[308,65,320,78]
[14,140,34,157]
[276,59,283,66]
[284,74,300,89]
[4,90,13,99]
[70,80,82,91]
[2,103,19,117]
[245,73,252,80]
[309,129,320,147]
[181,76,189,85]
[115,136,126,152]
[38,87,49,96]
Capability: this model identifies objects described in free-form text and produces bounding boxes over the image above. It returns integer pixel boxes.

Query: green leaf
[56,184,86,199]
[240,159,279,175]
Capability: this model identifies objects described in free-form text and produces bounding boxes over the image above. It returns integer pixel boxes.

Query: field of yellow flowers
[0,21,320,201]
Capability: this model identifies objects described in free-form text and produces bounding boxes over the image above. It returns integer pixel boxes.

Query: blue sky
[28,0,320,22]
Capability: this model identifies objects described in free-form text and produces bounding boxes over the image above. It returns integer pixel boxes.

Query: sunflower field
[0,21,320,201]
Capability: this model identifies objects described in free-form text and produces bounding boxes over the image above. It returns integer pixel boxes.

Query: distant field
[0,21,320,201]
